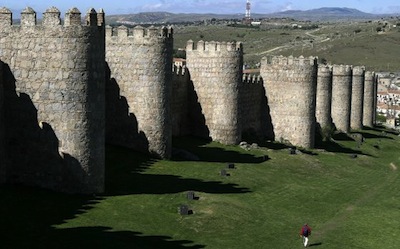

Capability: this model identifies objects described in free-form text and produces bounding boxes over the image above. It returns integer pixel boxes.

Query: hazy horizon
[1,0,400,17]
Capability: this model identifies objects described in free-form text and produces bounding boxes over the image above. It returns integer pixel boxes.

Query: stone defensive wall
[105,25,173,158]
[261,55,318,148]
[316,64,333,130]
[350,66,365,130]
[186,40,243,145]
[0,7,105,193]
[363,71,376,127]
[240,74,270,138]
[331,65,352,133]
[172,65,191,137]
[0,5,382,194]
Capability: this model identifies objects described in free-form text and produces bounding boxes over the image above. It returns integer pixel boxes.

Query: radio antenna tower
[245,0,251,19]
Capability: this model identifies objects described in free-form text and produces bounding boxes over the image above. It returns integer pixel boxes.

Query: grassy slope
[174,21,400,71]
[1,128,399,248]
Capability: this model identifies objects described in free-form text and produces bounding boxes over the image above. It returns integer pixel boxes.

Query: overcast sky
[2,0,400,16]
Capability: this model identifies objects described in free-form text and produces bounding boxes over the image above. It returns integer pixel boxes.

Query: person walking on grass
[300,223,312,247]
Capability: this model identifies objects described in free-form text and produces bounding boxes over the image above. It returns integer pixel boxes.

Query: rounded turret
[105,25,173,158]
[186,40,243,145]
[350,66,365,130]
[363,71,376,127]
[331,64,352,133]
[261,55,318,148]
[0,6,105,194]
[316,64,333,129]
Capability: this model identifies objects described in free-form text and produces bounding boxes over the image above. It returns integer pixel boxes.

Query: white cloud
[281,2,293,12]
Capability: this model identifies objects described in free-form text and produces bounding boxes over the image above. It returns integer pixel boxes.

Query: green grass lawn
[1,127,399,248]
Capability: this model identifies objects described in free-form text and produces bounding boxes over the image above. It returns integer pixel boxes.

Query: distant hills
[106,7,394,25]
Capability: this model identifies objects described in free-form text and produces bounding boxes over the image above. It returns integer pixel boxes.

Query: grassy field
[1,126,399,248]
[173,21,400,72]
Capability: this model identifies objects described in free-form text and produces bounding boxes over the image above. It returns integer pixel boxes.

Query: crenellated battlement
[263,55,317,66]
[0,6,104,28]
[352,65,366,76]
[332,64,353,76]
[242,74,263,84]
[365,71,375,78]
[318,64,332,74]
[173,65,187,76]
[106,25,173,43]
[186,40,243,52]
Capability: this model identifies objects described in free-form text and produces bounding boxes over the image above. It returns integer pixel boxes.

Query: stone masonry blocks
[331,65,352,133]
[261,55,318,148]
[316,64,333,129]
[106,25,173,158]
[186,40,243,145]
[0,7,105,194]
[350,66,365,130]
[363,71,376,127]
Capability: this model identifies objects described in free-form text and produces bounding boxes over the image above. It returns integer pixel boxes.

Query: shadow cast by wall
[105,63,150,154]
[0,185,204,249]
[105,145,250,196]
[240,79,274,144]
[185,71,210,140]
[2,63,89,193]
[172,136,268,164]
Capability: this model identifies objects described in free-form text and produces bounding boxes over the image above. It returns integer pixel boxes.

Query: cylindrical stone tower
[316,64,333,130]
[0,7,105,194]
[186,40,242,145]
[373,74,378,125]
[331,65,352,133]
[350,66,365,130]
[106,25,173,158]
[363,71,376,127]
[261,55,318,148]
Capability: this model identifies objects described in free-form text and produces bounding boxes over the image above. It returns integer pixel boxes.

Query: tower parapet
[65,7,81,26]
[0,7,105,194]
[43,7,61,26]
[261,55,318,148]
[21,7,36,26]
[106,25,173,158]
[363,71,376,127]
[351,66,365,130]
[331,64,352,133]
[0,7,12,27]
[186,39,243,144]
[316,64,333,130]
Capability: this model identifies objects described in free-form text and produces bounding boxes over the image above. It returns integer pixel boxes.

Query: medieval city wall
[0,5,383,194]
[350,66,365,130]
[363,71,376,127]
[316,65,333,130]
[240,74,270,138]
[105,25,173,158]
[331,65,352,133]
[261,55,318,148]
[172,65,191,136]
[0,7,105,193]
[186,40,243,145]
